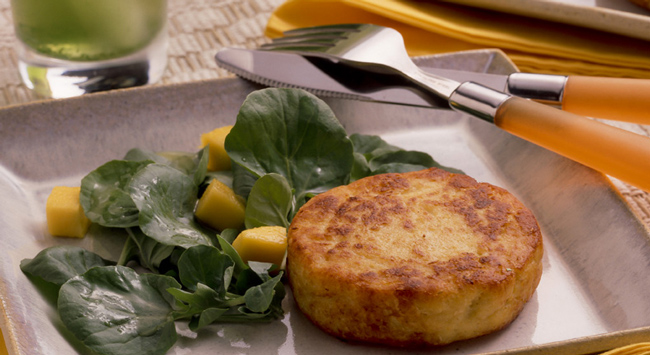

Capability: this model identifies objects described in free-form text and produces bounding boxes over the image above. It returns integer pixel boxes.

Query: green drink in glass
[10,0,168,98]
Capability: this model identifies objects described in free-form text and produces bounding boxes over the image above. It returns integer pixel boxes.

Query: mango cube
[200,125,233,171]
[46,186,90,238]
[232,226,287,266]
[195,178,246,231]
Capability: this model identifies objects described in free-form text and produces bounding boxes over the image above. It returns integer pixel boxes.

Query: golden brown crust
[287,168,543,347]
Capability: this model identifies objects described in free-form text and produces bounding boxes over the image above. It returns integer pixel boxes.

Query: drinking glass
[10,0,168,98]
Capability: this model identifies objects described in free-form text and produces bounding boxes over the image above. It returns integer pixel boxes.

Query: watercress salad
[20,88,462,355]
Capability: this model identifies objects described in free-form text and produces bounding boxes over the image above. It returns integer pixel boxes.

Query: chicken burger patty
[287,167,543,347]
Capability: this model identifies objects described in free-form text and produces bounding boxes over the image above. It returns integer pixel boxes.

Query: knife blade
[215,47,650,124]
[216,47,439,107]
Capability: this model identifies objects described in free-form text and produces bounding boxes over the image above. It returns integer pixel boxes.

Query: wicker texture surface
[0,0,648,229]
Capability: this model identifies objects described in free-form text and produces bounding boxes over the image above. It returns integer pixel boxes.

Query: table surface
[1,0,650,344]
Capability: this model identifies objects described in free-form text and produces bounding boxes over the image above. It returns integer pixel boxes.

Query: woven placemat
[0,0,649,229]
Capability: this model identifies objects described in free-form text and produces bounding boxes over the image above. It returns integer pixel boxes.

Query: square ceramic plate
[2,49,650,355]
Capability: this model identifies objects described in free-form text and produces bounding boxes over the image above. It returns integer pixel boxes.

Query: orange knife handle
[495,96,650,192]
[562,76,650,124]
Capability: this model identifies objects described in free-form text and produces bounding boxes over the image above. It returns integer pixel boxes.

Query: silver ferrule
[506,73,568,104]
[449,82,510,123]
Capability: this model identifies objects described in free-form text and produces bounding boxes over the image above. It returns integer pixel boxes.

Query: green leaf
[80,159,152,228]
[349,133,401,157]
[177,245,234,293]
[370,162,431,175]
[202,170,234,190]
[234,262,277,295]
[117,235,139,267]
[167,283,227,315]
[215,308,277,323]
[20,246,113,288]
[129,164,213,249]
[190,307,228,331]
[119,227,176,272]
[244,273,283,313]
[225,88,354,210]
[350,133,465,177]
[247,261,274,280]
[217,234,248,276]
[368,150,436,171]
[164,147,209,187]
[170,271,284,325]
[123,148,170,164]
[245,173,292,229]
[350,152,371,182]
[230,163,258,200]
[219,228,239,244]
[126,147,210,187]
[58,266,181,355]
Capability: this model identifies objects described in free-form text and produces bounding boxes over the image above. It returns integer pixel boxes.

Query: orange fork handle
[495,96,650,192]
[562,76,650,124]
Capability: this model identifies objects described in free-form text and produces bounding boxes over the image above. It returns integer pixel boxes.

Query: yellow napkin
[0,327,7,355]
[265,0,650,78]
[600,342,650,355]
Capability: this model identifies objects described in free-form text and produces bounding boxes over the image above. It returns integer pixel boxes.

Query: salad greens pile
[20,88,461,355]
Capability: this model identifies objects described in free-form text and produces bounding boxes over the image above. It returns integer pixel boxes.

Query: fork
[260,23,650,192]
[262,24,462,102]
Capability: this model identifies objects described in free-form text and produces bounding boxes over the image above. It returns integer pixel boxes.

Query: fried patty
[287,168,543,347]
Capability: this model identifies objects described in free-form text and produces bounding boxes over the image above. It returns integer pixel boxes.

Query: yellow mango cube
[232,226,287,266]
[195,179,245,231]
[46,186,90,238]
[200,125,233,171]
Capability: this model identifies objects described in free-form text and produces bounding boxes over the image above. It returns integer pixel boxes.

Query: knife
[216,47,650,192]
[423,68,650,125]
[216,47,650,124]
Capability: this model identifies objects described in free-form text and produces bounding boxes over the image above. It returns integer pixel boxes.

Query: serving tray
[1,49,650,355]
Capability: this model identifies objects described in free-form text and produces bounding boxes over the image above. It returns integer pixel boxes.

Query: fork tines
[284,23,365,36]
[261,24,365,51]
